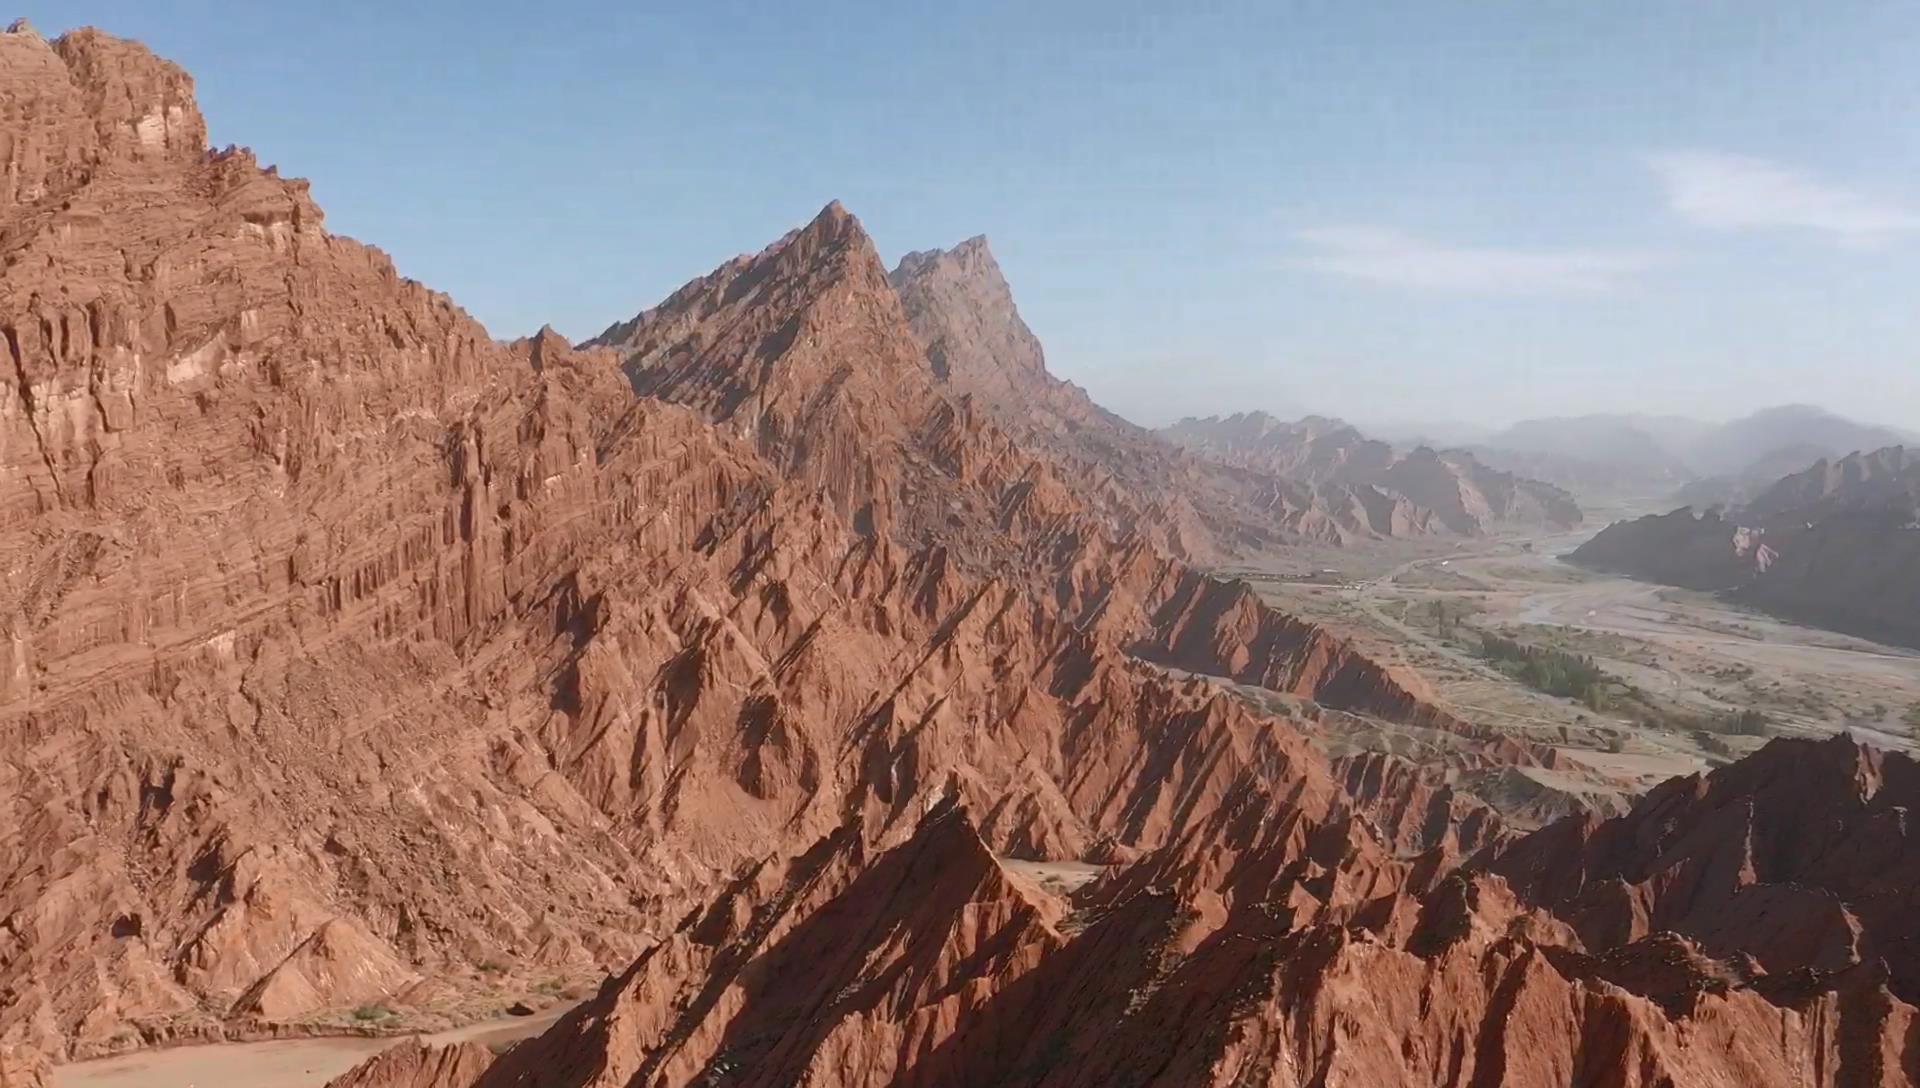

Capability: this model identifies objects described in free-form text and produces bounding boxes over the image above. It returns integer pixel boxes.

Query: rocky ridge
[2,23,1518,1066]
[1163,411,1584,537]
[8,23,1917,1087]
[336,735,1920,1088]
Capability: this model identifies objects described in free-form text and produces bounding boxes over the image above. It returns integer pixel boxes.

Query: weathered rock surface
[7,23,1917,1088]
[1486,734,1920,999]
[325,1038,494,1088]
[0,1044,49,1088]
[405,747,1920,1087]
[0,23,1518,1067]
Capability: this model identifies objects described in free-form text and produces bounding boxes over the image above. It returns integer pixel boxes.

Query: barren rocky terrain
[8,21,1920,1088]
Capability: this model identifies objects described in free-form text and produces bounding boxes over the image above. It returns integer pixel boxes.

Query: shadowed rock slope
[1573,445,1920,648]
[342,735,1920,1088]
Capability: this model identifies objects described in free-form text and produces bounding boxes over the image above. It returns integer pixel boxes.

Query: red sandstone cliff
[0,23,1516,1066]
[8,23,1917,1088]
[353,755,1920,1086]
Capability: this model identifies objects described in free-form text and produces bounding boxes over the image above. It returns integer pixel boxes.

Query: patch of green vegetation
[1904,704,1920,735]
[351,1003,393,1022]
[1652,708,1773,738]
[1474,631,1617,712]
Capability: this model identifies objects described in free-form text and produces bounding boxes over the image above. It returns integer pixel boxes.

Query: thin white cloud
[1648,150,1920,245]
[1292,226,1654,295]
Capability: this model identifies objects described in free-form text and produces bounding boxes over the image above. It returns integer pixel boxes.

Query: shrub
[1475,631,1614,707]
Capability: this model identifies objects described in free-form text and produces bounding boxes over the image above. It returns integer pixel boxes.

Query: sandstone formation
[0,22,1524,1068]
[1163,411,1583,537]
[1486,735,1920,1001]
[1573,445,1920,648]
[362,738,1920,1087]
[326,1039,494,1088]
[7,23,1918,1088]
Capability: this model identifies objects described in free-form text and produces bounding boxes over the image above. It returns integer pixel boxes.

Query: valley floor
[1234,517,1920,813]
[51,1006,572,1088]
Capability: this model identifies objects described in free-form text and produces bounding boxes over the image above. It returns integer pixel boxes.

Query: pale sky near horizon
[25,1,1920,431]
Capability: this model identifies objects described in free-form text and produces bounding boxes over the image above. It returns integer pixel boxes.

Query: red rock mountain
[0,21,1504,1066]
[8,23,1918,1087]
[883,239,1567,549]
[343,737,1920,1088]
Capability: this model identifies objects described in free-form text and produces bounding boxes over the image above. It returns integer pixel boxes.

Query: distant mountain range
[1161,412,1583,536]
[1464,405,1916,500]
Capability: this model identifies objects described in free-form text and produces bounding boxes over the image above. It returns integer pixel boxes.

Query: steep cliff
[0,24,1514,1064]
[10,23,1915,1086]
[359,740,1920,1088]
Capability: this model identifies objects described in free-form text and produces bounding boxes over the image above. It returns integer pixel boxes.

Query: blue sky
[30,1,1920,429]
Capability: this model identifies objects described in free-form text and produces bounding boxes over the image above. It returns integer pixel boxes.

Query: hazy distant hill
[1475,405,1914,499]
[1688,405,1912,477]
[1162,412,1583,534]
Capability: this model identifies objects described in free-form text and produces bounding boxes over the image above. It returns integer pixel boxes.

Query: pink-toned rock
[325,1039,493,1088]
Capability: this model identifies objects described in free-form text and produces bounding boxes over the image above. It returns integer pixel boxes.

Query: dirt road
[53,1006,571,1088]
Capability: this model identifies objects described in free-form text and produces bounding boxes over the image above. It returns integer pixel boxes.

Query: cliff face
[1486,735,1920,1000]
[350,737,1920,1088]
[883,238,1289,558]
[1572,446,1920,648]
[13,23,1920,1086]
[0,24,1508,1064]
[1163,411,1583,536]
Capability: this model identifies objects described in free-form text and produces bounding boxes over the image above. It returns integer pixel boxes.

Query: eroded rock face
[1485,734,1920,999]
[325,1039,494,1088]
[9,23,1917,1087]
[0,25,1511,1065]
[887,240,1452,553]
[428,768,1918,1087]
[0,1043,50,1088]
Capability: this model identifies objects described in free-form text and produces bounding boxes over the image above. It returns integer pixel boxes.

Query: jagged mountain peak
[887,232,1043,389]
[893,232,999,280]
[587,200,930,429]
[1,24,208,208]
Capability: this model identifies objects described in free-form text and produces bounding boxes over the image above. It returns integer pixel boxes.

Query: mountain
[339,735,1920,1088]
[1477,415,1702,495]
[0,24,1522,1064]
[884,238,1556,549]
[881,236,1265,560]
[11,23,1920,1084]
[1163,411,1584,535]
[1572,445,1920,647]
[1690,404,1913,478]
[1483,406,1915,499]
